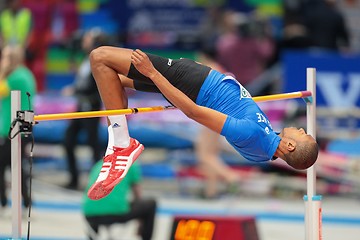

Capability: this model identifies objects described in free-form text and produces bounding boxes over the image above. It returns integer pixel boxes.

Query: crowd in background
[0,0,358,94]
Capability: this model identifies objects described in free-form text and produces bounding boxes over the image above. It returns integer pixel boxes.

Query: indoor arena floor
[0,174,360,240]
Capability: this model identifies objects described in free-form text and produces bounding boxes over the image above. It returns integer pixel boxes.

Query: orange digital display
[174,219,216,240]
[170,215,259,240]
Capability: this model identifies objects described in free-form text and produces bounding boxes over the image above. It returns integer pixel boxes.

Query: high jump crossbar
[33,90,312,122]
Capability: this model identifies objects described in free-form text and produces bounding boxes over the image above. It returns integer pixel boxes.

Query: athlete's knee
[89,46,111,65]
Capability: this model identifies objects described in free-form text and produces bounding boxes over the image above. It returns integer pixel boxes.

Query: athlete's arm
[131,49,227,134]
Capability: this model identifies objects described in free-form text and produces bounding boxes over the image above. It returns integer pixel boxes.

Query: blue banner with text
[283,50,360,108]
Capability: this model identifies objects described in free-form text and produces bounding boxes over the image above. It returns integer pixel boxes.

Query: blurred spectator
[82,160,156,240]
[337,0,360,53]
[254,4,313,96]
[279,19,312,51]
[0,44,36,212]
[50,0,79,47]
[280,0,313,52]
[216,10,275,93]
[197,4,225,55]
[195,47,241,199]
[0,0,32,49]
[283,0,308,21]
[303,0,350,52]
[61,28,105,190]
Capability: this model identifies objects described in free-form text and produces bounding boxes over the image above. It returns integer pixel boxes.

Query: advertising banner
[283,50,360,133]
[283,50,360,108]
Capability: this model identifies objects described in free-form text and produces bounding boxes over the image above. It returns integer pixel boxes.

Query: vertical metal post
[11,90,22,239]
[305,68,322,240]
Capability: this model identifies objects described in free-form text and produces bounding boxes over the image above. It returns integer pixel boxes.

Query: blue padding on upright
[303,195,323,201]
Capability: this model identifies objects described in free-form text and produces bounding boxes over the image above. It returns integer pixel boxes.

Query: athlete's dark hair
[284,140,319,170]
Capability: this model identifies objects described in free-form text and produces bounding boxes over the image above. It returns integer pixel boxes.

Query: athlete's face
[282,127,315,143]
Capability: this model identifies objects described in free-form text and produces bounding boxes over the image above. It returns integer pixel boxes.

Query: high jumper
[86,47,319,200]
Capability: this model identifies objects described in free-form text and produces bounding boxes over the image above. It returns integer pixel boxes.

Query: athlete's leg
[88,47,145,200]
[90,48,159,148]
[90,46,133,149]
[89,46,133,110]
[119,75,135,89]
[120,74,161,93]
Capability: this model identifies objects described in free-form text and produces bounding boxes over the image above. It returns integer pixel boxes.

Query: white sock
[105,125,114,156]
[108,115,130,148]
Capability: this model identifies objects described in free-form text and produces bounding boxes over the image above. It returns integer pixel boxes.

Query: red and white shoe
[87,155,115,200]
[87,138,144,200]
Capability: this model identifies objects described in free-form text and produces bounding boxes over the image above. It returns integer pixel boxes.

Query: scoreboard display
[170,215,259,240]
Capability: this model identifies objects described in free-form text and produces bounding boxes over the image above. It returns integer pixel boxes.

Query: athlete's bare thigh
[91,46,133,76]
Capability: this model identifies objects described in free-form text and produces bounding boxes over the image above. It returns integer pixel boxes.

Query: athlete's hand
[131,49,158,79]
